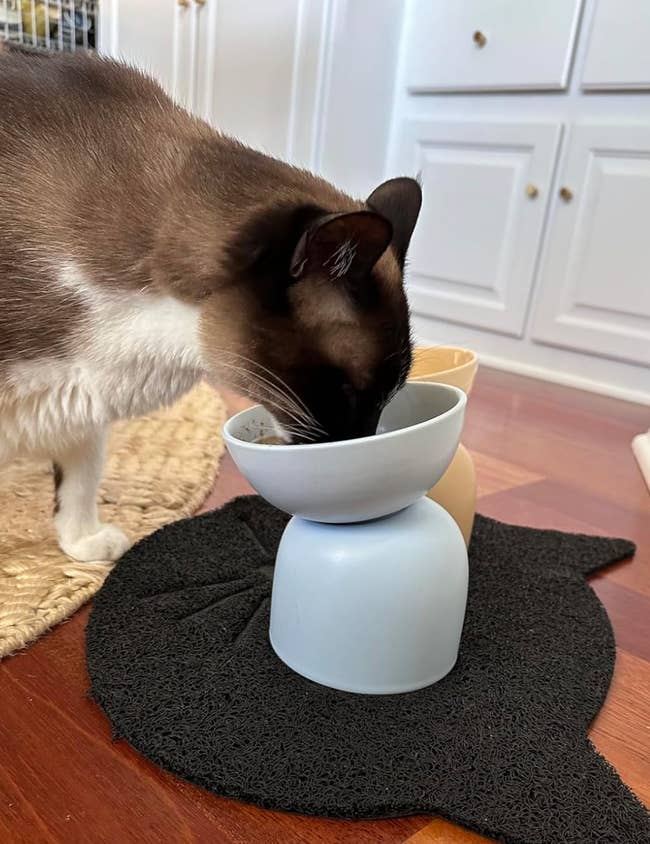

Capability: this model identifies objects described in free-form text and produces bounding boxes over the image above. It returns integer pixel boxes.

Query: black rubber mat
[86,496,650,844]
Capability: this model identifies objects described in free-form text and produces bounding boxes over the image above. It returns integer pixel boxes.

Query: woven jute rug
[0,381,226,659]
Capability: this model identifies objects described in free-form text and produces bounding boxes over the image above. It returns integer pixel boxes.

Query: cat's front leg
[53,427,130,563]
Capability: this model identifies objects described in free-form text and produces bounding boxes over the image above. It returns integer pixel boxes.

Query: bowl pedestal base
[269,497,468,695]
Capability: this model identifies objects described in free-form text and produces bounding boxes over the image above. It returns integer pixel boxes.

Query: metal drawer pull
[526,184,539,199]
[559,187,574,203]
[473,30,487,48]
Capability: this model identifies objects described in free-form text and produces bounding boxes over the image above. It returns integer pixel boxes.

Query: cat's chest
[84,294,204,418]
[2,292,203,458]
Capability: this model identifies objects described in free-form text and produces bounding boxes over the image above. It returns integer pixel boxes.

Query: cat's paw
[59,524,131,563]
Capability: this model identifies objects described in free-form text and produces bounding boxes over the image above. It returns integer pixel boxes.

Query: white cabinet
[582,0,650,90]
[531,124,650,367]
[393,120,561,337]
[99,0,305,158]
[405,0,582,93]
[198,0,302,159]
[392,0,650,400]
[99,0,204,112]
[98,1,401,188]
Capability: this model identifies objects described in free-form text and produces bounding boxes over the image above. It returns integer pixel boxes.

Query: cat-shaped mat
[86,497,650,844]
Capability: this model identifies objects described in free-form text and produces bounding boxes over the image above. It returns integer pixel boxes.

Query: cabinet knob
[194,0,206,4]
[559,187,574,203]
[473,30,487,48]
[177,0,188,6]
[525,184,539,199]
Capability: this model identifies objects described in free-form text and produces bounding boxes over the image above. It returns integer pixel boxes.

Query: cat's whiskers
[224,370,312,430]
[219,350,314,421]
[215,361,325,440]
[213,350,326,437]
[216,363,302,421]
[213,353,306,415]
[224,383,324,444]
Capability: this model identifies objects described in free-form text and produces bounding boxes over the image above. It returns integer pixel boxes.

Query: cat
[0,50,421,563]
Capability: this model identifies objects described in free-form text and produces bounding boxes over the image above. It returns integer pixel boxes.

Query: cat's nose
[332,409,381,442]
[356,408,382,439]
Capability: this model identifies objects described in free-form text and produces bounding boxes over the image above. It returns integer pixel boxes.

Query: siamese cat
[0,49,421,562]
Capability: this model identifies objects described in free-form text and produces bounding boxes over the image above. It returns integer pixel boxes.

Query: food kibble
[255,435,289,445]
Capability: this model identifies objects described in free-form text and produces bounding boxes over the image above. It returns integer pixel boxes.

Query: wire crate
[0,1,97,53]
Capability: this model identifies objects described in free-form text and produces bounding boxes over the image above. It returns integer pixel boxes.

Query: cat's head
[202,177,422,443]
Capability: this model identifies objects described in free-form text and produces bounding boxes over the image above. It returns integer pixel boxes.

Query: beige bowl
[408,347,479,545]
[409,346,478,395]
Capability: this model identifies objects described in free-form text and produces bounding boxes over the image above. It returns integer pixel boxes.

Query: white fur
[1,263,203,461]
[53,426,130,562]
[0,262,205,561]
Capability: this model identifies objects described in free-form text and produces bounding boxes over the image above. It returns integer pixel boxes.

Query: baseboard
[632,431,650,493]
[477,353,650,406]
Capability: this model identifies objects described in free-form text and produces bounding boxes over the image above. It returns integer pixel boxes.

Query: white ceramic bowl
[223,382,466,523]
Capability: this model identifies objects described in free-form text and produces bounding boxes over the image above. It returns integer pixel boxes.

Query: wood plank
[590,649,650,808]
[463,371,649,512]
[478,479,650,598]
[404,817,494,843]
[471,451,544,498]
[590,581,650,664]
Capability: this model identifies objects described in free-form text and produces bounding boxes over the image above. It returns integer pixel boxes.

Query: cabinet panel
[392,120,561,336]
[582,0,650,90]
[101,0,305,160]
[201,0,300,160]
[404,0,582,92]
[99,0,198,109]
[532,125,650,366]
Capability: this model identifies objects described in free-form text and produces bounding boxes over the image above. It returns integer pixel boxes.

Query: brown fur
[0,51,421,442]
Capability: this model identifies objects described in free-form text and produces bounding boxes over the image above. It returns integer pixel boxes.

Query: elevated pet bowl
[224,382,466,524]
[223,382,468,694]
[409,346,478,545]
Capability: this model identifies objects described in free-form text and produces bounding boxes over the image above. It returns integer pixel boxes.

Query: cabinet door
[197,0,404,184]
[531,125,650,367]
[391,120,561,336]
[199,0,302,160]
[404,0,582,92]
[582,0,650,90]
[98,0,200,110]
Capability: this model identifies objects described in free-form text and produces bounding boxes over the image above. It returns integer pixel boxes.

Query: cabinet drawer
[404,0,582,92]
[582,0,650,90]
[389,120,561,337]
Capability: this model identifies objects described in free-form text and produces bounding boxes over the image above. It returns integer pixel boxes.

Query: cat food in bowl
[255,435,289,446]
[223,382,466,523]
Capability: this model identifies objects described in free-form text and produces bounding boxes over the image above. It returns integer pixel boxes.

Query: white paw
[59,524,131,563]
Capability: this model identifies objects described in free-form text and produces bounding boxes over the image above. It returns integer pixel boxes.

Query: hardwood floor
[0,368,648,843]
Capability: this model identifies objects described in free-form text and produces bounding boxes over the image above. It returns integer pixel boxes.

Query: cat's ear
[290,211,392,281]
[366,177,422,266]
